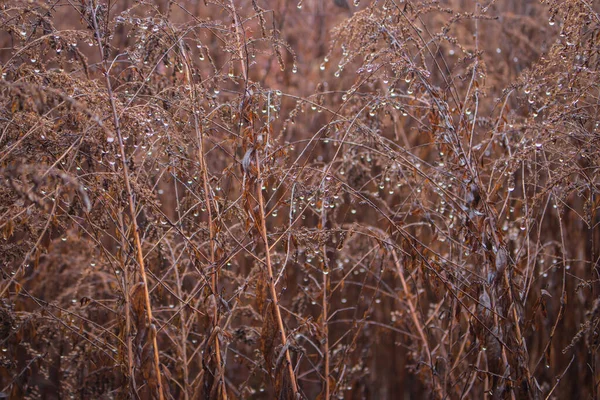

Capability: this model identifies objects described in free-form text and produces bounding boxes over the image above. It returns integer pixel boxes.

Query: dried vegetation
[0,0,599,398]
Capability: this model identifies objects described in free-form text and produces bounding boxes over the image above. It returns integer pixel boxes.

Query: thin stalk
[320,182,330,399]
[117,213,136,395]
[255,151,299,396]
[89,2,163,398]
[178,39,228,400]
[391,249,444,399]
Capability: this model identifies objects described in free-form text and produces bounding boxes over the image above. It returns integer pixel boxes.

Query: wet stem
[117,212,136,392]
[178,39,228,399]
[255,150,300,396]
[320,197,330,399]
[89,2,164,399]
[390,248,444,399]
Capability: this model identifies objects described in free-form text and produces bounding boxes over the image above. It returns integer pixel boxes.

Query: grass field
[1,0,599,398]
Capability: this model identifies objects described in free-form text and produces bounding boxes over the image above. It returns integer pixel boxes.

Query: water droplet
[508,178,515,192]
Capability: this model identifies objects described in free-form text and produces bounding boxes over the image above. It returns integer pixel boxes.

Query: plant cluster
[0,0,599,398]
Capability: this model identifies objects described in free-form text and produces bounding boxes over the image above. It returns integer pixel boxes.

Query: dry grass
[1,0,599,398]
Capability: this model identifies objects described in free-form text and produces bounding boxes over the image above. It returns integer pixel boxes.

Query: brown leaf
[260,303,277,371]
[130,282,147,329]
[495,247,508,275]
[255,270,267,315]
[2,219,14,240]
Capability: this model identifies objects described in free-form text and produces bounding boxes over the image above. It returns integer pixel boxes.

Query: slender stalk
[255,152,299,396]
[391,249,443,399]
[320,203,330,399]
[117,213,136,394]
[178,38,228,400]
[89,3,163,398]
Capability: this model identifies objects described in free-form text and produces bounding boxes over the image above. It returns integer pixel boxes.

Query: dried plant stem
[200,127,227,399]
[229,0,248,82]
[322,268,330,399]
[89,2,164,398]
[320,197,330,399]
[117,212,136,393]
[391,249,444,399]
[255,152,299,396]
[179,37,228,400]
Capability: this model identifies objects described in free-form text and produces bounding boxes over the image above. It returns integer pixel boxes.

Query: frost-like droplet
[507,177,515,192]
